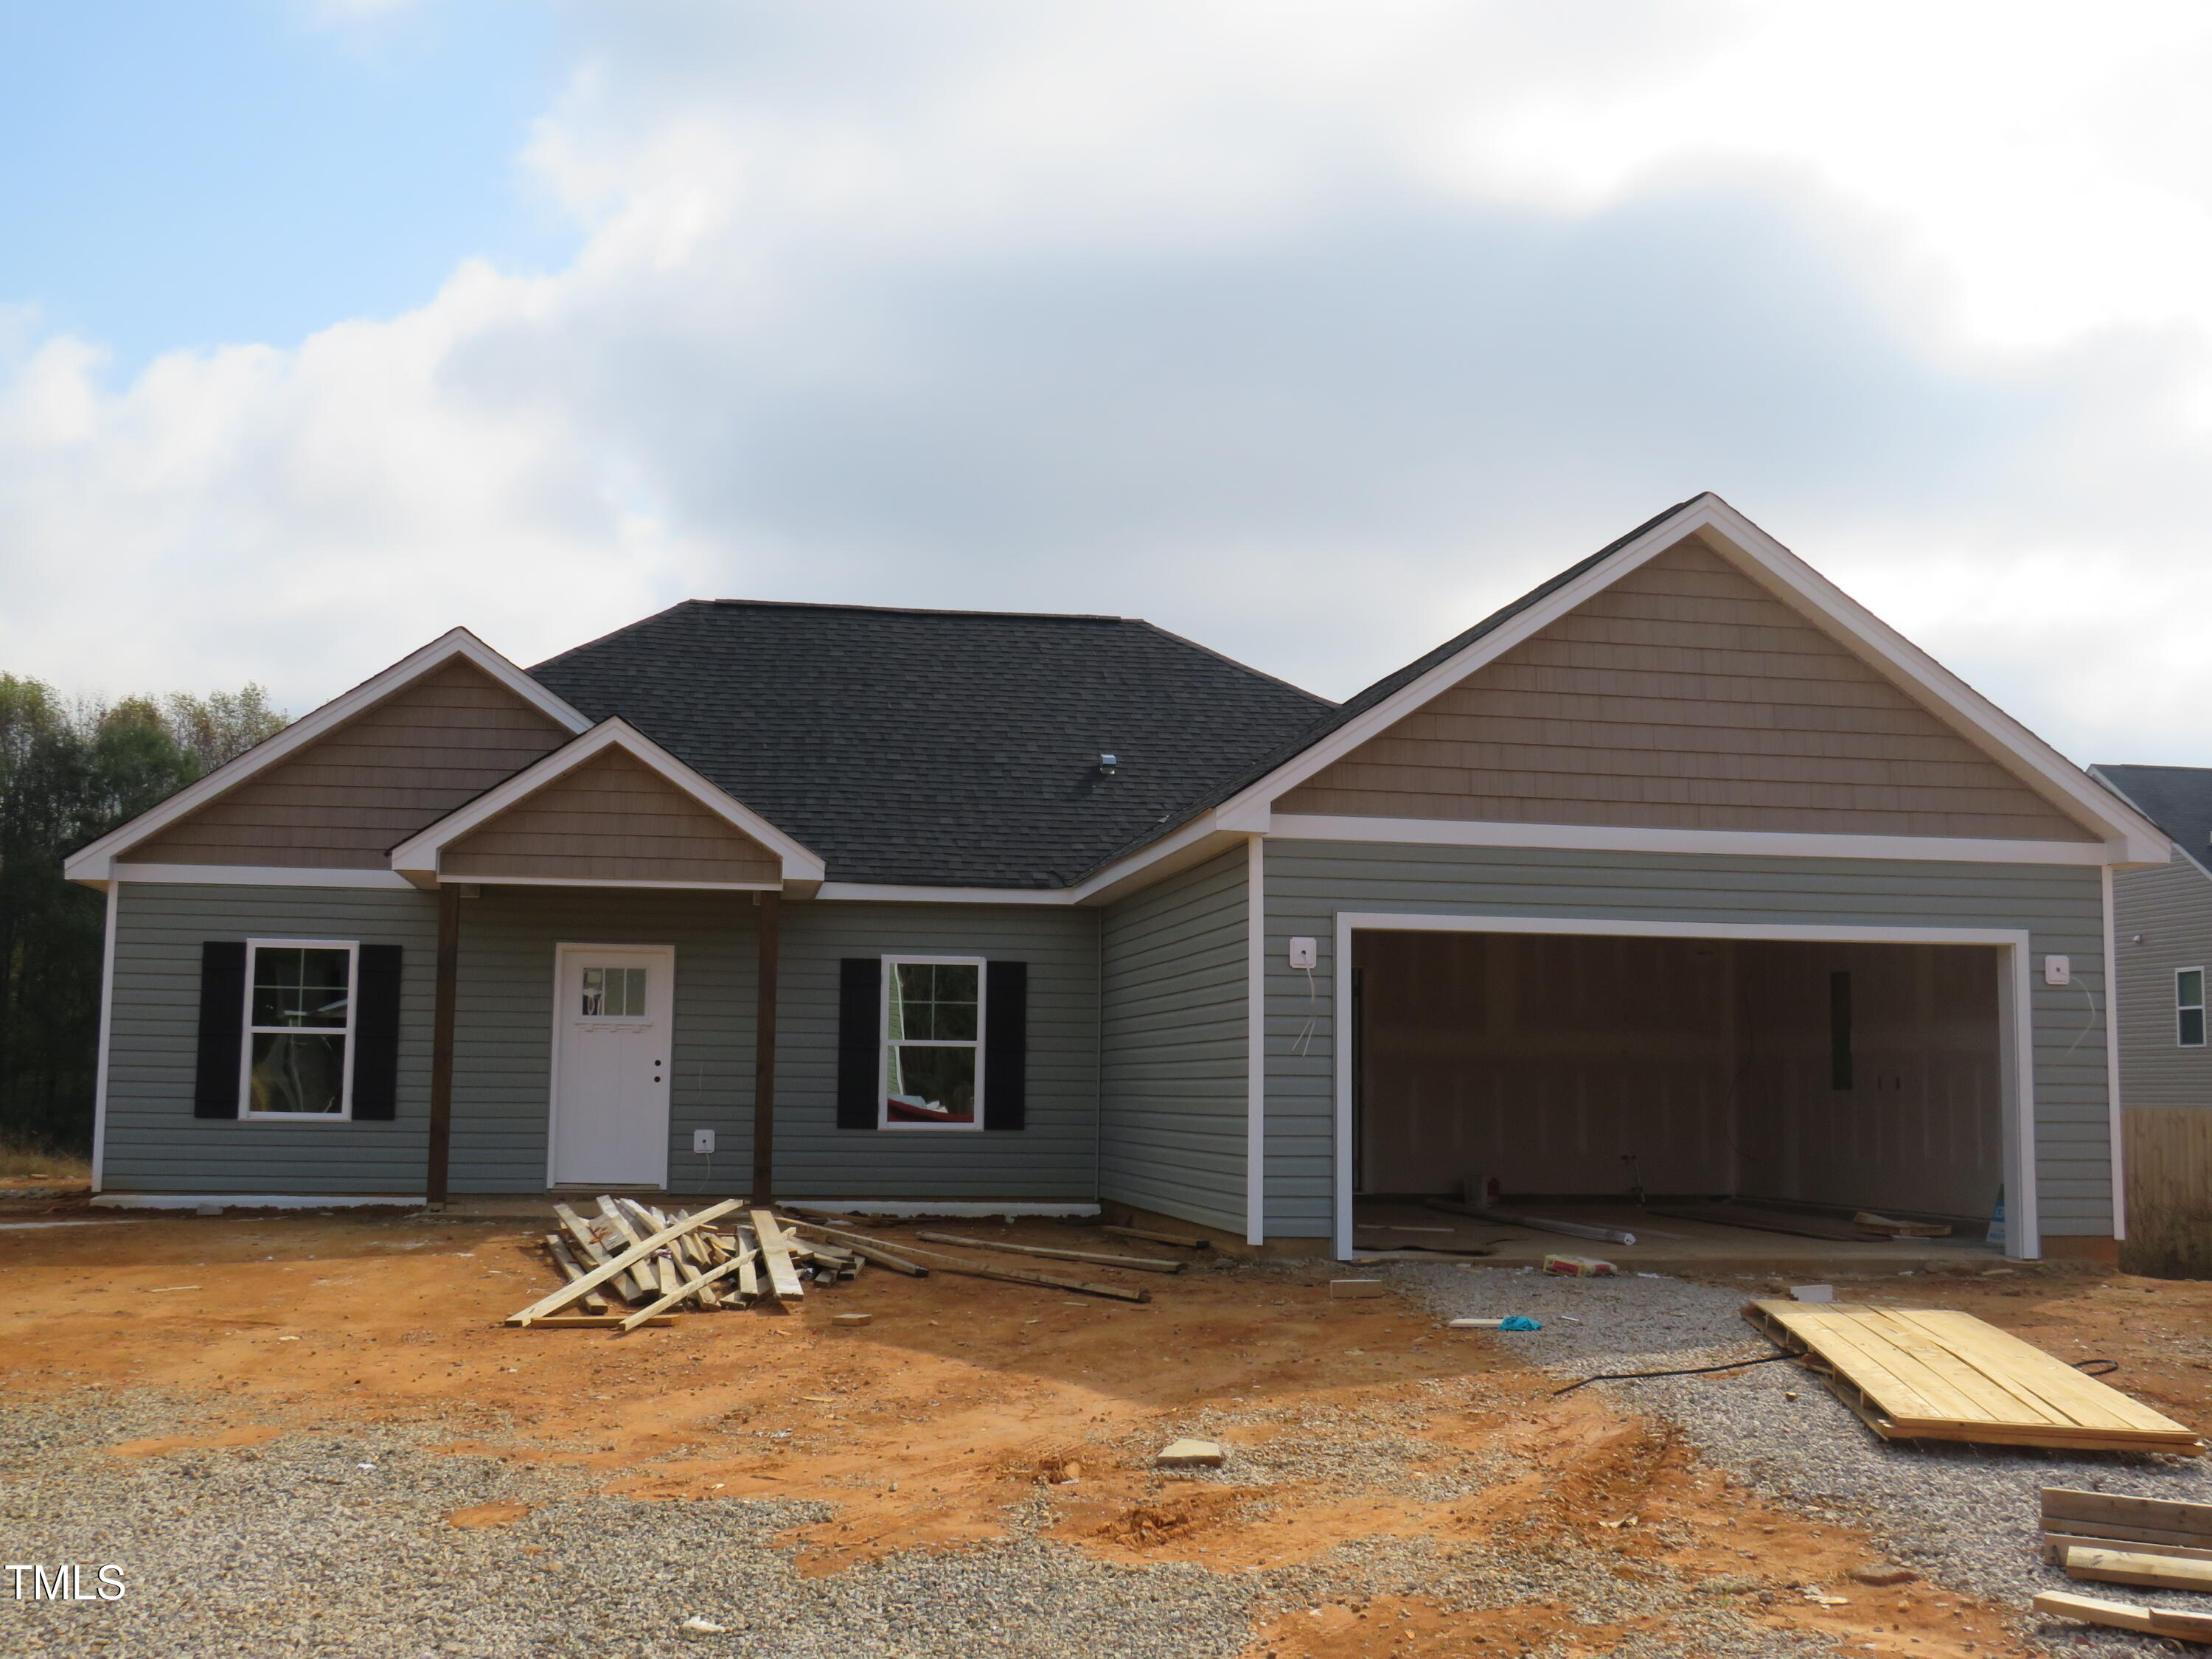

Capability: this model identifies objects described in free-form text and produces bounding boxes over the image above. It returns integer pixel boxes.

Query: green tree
[0,677,286,1152]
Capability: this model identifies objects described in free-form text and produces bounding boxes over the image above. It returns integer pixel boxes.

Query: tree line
[0,678,287,1152]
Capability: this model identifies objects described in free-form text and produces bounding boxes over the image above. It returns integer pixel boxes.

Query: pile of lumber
[508,1197,858,1332]
[507,1200,1200,1333]
[2034,1486,2212,1638]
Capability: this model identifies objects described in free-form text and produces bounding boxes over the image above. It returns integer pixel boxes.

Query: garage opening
[1352,930,2006,1239]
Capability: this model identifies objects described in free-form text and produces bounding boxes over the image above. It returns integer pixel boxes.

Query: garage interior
[1351,929,2006,1248]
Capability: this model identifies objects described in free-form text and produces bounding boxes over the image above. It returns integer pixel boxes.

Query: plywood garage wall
[1733,940,2003,1220]
[1281,535,2093,843]
[1352,931,2003,1218]
[1353,931,1740,1197]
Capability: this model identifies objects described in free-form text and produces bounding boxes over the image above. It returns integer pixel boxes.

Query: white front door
[551,945,675,1189]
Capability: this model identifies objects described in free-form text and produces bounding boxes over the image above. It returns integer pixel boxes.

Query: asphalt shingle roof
[2093,764,2212,873]
[529,602,1335,888]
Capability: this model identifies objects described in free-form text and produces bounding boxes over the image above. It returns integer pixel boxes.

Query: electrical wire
[1551,1351,1800,1394]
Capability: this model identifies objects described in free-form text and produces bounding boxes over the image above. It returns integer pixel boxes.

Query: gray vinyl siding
[1099,848,1249,1235]
[773,901,1101,1200]
[450,887,762,1193]
[1260,840,2111,1241]
[102,882,440,1194]
[103,884,1102,1200]
[2112,849,2212,1108]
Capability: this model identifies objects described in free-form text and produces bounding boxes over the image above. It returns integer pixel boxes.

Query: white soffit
[1193,493,2167,866]
[63,628,591,885]
[387,717,827,886]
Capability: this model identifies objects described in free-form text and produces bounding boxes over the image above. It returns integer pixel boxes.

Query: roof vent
[1096,753,1119,776]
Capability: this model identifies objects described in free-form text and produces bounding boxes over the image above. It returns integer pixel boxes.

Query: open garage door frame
[1328,912,2041,1262]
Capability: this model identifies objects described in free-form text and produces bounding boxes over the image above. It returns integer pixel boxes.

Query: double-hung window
[243,939,358,1117]
[880,956,984,1130]
[2181,967,2206,1048]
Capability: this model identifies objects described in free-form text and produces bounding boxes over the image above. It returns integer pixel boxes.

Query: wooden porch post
[426,884,460,1208]
[751,890,781,1204]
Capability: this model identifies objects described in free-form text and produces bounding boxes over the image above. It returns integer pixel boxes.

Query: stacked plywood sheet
[1744,1299,2202,1455]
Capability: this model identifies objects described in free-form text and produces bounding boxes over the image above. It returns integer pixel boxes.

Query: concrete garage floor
[1350,1199,2007,1276]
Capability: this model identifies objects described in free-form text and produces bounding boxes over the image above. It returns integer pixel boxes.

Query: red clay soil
[4,1200,2205,1658]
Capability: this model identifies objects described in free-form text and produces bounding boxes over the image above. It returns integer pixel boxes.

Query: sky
[4,1,2212,767]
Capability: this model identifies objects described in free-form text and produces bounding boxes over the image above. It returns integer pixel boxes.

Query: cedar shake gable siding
[1277,534,2095,841]
[124,659,573,869]
[441,746,782,886]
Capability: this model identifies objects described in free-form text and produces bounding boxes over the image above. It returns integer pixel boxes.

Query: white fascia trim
[89,884,119,1194]
[2103,864,2126,1242]
[389,718,827,886]
[112,863,418,889]
[1204,495,2165,863]
[462,874,782,892]
[64,628,589,884]
[1245,835,1265,1247]
[1692,499,2168,864]
[1328,909,2041,1262]
[815,882,1077,905]
[1268,814,2112,867]
[89,1193,428,1210]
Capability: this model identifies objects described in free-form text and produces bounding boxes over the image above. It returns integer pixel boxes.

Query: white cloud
[4,0,2212,767]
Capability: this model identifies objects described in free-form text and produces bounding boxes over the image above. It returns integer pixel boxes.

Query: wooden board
[1746,1300,2202,1454]
[2063,1545,2212,1593]
[751,1209,807,1301]
[913,1231,1185,1273]
[2043,1487,2212,1538]
[1657,1203,1877,1242]
[2045,1533,2212,1566]
[2034,1590,2212,1641]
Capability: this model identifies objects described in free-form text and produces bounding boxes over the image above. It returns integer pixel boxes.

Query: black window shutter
[983,960,1027,1131]
[352,945,403,1121]
[192,942,248,1119]
[836,958,881,1129]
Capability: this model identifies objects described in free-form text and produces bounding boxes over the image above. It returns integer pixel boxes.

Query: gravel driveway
[1392,1265,2212,1655]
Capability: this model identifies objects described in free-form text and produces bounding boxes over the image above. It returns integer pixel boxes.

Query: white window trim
[2180,966,2207,1048]
[239,938,360,1122]
[878,955,987,1133]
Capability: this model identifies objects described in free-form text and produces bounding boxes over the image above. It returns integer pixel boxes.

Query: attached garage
[1351,922,2013,1230]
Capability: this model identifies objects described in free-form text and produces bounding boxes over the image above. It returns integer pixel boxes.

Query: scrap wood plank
[507,1200,742,1324]
[2062,1545,2212,1593]
[872,1237,1151,1302]
[1654,1203,1874,1242]
[543,1234,610,1316]
[503,1314,677,1328]
[2044,1487,2212,1539]
[1747,1300,2202,1454]
[556,1203,650,1302]
[2033,1590,2212,1641]
[788,1220,928,1276]
[2045,1533,2212,1565]
[913,1231,1186,1274]
[592,1199,661,1301]
[751,1209,806,1301]
[618,1250,753,1332]
[1102,1223,1210,1250]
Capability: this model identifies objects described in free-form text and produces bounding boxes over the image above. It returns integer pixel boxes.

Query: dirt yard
[3,1192,2208,1657]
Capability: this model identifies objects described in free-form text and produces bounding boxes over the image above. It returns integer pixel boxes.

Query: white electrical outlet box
[692,1129,715,1154]
[2043,955,2071,987]
[1287,936,1318,970]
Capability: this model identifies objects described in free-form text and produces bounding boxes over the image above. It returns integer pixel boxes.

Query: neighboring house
[2084,765,2212,1273]
[66,495,2169,1261]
